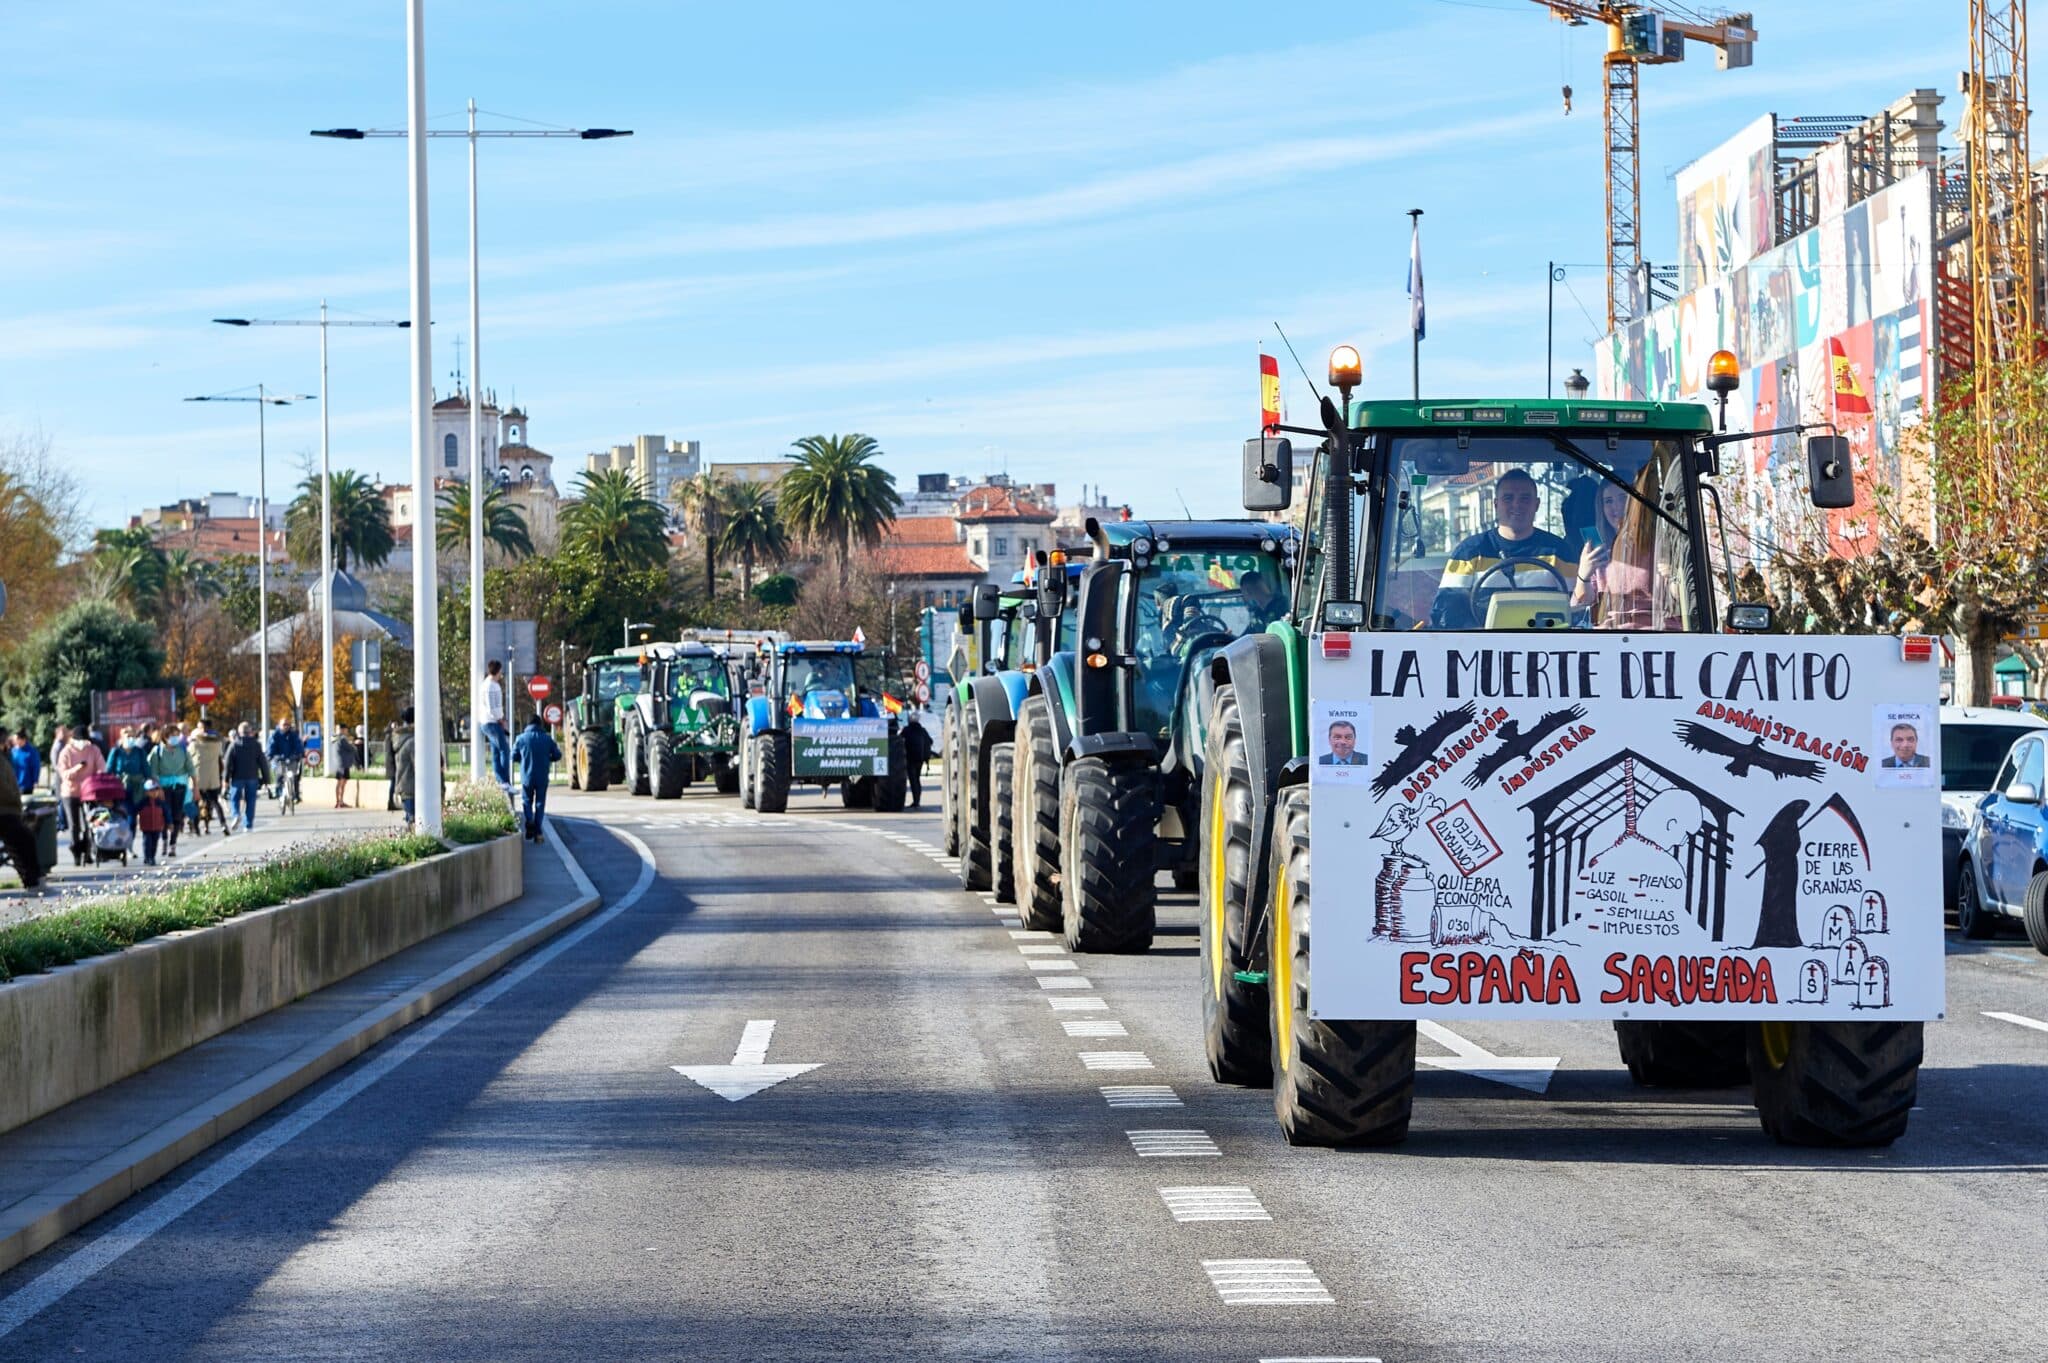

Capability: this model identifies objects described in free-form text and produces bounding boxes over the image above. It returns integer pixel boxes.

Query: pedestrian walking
[108,727,151,812]
[9,730,42,802]
[512,714,561,842]
[48,724,68,834]
[902,711,934,809]
[147,728,193,857]
[392,708,418,827]
[332,731,360,809]
[136,780,170,867]
[191,720,228,835]
[482,659,511,786]
[223,722,269,832]
[0,730,46,891]
[55,728,106,866]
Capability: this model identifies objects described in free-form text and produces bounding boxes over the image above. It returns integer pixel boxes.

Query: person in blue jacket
[512,715,562,842]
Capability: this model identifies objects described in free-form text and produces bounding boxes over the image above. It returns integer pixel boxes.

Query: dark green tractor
[567,649,646,793]
[620,642,741,799]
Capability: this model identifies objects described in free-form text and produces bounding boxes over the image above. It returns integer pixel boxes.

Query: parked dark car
[1957,725,2048,952]
[1941,707,2048,908]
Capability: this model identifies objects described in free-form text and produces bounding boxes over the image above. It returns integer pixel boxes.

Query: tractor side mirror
[1806,435,1855,509]
[955,602,973,632]
[972,583,1001,621]
[1242,437,1293,512]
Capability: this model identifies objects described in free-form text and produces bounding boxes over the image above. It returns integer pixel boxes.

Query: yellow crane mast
[1531,3,1757,330]
[1966,0,2035,462]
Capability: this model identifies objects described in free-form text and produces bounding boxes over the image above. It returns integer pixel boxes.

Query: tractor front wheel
[841,777,873,809]
[1059,756,1157,953]
[650,730,686,800]
[1012,697,1062,932]
[960,714,994,892]
[578,731,610,794]
[990,743,1016,903]
[940,706,962,856]
[754,731,792,814]
[1200,685,1271,1087]
[714,754,740,796]
[624,721,650,796]
[1747,1019,1921,1147]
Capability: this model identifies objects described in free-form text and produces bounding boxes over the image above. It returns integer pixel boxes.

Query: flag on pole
[1259,353,1281,431]
[852,625,867,645]
[1408,217,1426,341]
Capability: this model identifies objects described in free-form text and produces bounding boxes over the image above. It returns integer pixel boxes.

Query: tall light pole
[402,0,442,834]
[213,310,409,774]
[312,110,630,783]
[184,386,314,731]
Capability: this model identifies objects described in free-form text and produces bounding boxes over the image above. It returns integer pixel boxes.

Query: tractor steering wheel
[1467,557,1572,620]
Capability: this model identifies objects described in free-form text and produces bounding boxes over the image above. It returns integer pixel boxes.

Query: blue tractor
[738,639,908,814]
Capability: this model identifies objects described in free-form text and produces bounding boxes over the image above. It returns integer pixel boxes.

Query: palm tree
[285,470,395,572]
[89,526,167,612]
[435,481,536,562]
[159,549,224,610]
[716,482,790,600]
[673,472,729,600]
[778,434,900,586]
[561,468,669,571]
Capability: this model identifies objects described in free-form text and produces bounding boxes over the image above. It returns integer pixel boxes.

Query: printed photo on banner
[1873,703,1936,788]
[1311,702,1371,785]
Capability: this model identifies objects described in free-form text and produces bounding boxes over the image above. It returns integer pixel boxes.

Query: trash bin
[23,799,59,873]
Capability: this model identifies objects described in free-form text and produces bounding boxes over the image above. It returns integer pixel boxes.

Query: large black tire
[1747,1020,1922,1147]
[1012,696,1063,932]
[990,743,1017,903]
[754,730,792,814]
[940,706,962,856]
[874,730,907,813]
[960,713,994,891]
[624,720,650,796]
[1200,685,1271,1087]
[568,732,583,790]
[578,730,610,794]
[1612,1020,1748,1088]
[1059,756,1157,953]
[841,777,873,809]
[650,730,686,800]
[2025,869,2048,956]
[1956,859,1997,940]
[714,755,740,796]
[1268,786,1417,1146]
[740,737,757,809]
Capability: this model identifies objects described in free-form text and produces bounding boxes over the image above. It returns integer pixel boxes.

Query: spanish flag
[1830,336,1871,417]
[1207,560,1239,590]
[1260,353,1281,431]
[881,693,905,715]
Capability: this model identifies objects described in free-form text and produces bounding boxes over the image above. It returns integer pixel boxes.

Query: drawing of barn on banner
[1521,750,1737,942]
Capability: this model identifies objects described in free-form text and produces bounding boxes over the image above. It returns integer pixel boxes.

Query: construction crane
[1531,4,1757,330]
[1966,0,2034,462]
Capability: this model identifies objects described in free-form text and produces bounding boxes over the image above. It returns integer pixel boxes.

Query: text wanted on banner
[1306,635,1943,1021]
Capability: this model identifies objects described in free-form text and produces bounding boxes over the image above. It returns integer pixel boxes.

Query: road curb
[0,828,605,1278]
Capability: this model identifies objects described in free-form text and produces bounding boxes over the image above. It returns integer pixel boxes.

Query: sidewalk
[0,800,413,928]
[0,827,599,1276]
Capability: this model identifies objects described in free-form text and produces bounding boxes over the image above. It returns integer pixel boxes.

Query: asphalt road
[3,780,2047,1361]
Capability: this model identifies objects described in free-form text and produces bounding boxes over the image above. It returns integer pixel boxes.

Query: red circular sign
[527,675,552,700]
[545,703,563,725]
[192,677,219,703]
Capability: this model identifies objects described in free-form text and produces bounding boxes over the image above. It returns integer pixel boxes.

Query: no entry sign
[192,677,218,705]
[528,675,552,701]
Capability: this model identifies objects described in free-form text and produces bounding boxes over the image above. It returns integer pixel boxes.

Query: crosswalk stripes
[1126,1129,1221,1157]
[1100,1084,1181,1107]
[1017,944,1065,955]
[1159,1186,1271,1223]
[1036,976,1092,990]
[1201,1259,1334,1305]
[1027,959,1081,972]
[1060,1019,1128,1037]
[1047,996,1110,1011]
[1080,1051,1154,1070]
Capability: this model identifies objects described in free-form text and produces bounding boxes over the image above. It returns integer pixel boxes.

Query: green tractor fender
[1029,653,1080,766]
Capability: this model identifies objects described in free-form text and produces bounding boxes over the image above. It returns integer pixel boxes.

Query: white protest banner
[793,717,890,778]
[1308,635,1943,1021]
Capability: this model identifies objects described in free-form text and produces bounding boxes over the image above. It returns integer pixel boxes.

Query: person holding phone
[1571,479,1652,627]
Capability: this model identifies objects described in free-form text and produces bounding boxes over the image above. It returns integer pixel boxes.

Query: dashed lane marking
[1202,1260,1334,1305]
[1081,1050,1154,1070]
[1027,959,1080,972]
[1127,1129,1221,1157]
[1101,1084,1181,1107]
[1018,944,1065,955]
[1986,1010,2048,1034]
[1037,976,1093,990]
[1048,996,1110,1011]
[1009,929,1055,939]
[1061,1020,1128,1037]
[1160,1187,1271,1223]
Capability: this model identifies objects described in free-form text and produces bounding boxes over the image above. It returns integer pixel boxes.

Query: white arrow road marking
[671,1019,821,1102]
[1415,1019,1560,1093]
[1986,1010,2048,1034]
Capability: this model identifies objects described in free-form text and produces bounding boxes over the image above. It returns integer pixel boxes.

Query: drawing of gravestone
[1855,956,1892,1009]
[1821,904,1856,948]
[1795,957,1830,1003]
[1858,890,1889,934]
[1834,933,1869,986]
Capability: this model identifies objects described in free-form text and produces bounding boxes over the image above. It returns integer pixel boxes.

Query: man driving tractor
[1429,467,1576,629]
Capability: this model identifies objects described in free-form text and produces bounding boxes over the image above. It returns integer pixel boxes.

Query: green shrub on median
[442,779,519,845]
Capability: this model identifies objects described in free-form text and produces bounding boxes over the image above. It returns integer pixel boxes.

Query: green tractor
[1197,344,1933,1149]
[1008,520,1297,952]
[942,577,1037,895]
[618,641,742,798]
[566,648,646,793]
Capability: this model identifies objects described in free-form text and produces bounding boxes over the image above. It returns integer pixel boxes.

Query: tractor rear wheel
[960,714,994,891]
[579,731,610,794]
[1059,756,1157,953]
[754,731,792,814]
[841,777,873,809]
[740,739,757,809]
[874,731,908,813]
[568,732,583,790]
[990,743,1017,903]
[1613,1020,1748,1088]
[1200,685,1271,1087]
[714,755,740,796]
[1012,696,1062,932]
[1268,787,1416,1146]
[940,706,962,856]
[650,731,686,799]
[1747,1019,1921,1147]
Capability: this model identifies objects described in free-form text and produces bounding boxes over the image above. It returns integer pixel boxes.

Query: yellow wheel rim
[1757,1020,1793,1070]
[1271,846,1294,1074]
[1208,775,1229,999]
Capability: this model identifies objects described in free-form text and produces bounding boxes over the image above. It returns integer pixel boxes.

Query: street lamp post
[312,110,630,787]
[213,310,408,774]
[184,387,314,731]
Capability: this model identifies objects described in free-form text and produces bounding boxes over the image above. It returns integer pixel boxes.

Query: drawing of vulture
[1673,721,1825,781]
[1463,705,1588,788]
[1371,701,1479,798]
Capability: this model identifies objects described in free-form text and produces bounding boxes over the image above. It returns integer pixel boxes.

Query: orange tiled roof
[875,517,977,577]
[955,485,1054,523]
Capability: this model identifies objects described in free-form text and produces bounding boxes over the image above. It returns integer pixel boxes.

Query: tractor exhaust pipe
[1085,515,1109,562]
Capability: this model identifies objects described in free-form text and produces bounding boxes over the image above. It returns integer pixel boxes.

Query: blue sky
[2,1,1964,528]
